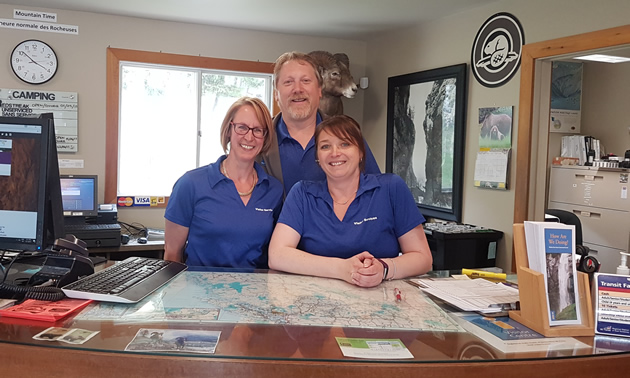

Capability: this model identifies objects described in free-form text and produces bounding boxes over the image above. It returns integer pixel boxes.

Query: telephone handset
[53,234,89,257]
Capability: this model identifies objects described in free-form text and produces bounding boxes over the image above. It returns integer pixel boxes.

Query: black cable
[1,251,26,284]
[0,252,66,301]
[0,282,65,301]
[118,221,148,238]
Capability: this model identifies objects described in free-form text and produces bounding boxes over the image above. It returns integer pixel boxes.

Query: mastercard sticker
[117,197,134,207]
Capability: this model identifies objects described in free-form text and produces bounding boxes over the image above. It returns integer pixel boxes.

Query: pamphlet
[0,298,92,322]
[125,328,221,354]
[524,221,581,326]
[335,337,413,359]
[452,313,590,353]
[594,334,630,354]
[412,277,519,313]
[594,273,630,338]
[461,314,544,340]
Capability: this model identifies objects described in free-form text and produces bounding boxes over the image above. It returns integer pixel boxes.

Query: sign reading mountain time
[471,12,524,88]
[0,88,78,152]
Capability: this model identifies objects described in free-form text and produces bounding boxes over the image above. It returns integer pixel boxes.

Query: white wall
[0,4,366,229]
[362,0,630,271]
[581,62,630,157]
[548,61,630,167]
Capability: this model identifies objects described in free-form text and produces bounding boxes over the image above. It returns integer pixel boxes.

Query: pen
[461,268,507,280]
[394,288,402,302]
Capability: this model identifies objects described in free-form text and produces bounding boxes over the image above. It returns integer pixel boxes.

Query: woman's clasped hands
[346,251,384,288]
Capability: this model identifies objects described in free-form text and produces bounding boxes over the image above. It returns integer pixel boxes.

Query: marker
[394,288,402,302]
[461,268,507,280]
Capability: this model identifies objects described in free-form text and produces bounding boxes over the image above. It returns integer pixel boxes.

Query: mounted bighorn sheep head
[308,51,358,117]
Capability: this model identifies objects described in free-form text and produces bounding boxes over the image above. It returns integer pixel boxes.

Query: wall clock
[11,39,58,85]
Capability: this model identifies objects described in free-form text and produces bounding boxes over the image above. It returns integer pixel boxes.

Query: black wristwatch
[377,258,389,281]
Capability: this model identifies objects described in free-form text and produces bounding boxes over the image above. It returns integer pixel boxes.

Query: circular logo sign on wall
[471,12,524,88]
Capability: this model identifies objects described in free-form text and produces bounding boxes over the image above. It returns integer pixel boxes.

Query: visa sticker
[134,196,151,206]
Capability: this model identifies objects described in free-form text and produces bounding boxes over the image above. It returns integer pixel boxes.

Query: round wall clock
[11,39,59,85]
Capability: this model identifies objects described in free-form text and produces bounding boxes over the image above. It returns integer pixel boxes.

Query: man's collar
[276,112,323,143]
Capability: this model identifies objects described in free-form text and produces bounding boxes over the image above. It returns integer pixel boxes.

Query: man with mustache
[261,51,380,194]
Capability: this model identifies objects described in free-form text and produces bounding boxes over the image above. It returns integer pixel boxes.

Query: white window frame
[105,48,276,205]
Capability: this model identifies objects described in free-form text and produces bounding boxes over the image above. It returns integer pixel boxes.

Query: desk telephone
[0,236,95,301]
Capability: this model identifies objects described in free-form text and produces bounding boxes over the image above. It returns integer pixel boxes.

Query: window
[106,48,276,204]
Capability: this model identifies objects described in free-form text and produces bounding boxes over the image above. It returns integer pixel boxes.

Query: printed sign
[0,89,78,152]
[0,18,78,34]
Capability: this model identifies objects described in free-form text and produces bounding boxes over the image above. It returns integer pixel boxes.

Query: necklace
[331,192,356,206]
[222,161,256,197]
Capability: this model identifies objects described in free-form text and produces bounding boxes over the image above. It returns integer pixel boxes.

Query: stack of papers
[412,278,519,313]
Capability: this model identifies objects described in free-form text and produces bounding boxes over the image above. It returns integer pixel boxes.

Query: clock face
[11,40,58,85]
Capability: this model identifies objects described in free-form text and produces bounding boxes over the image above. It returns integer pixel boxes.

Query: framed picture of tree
[386,63,467,222]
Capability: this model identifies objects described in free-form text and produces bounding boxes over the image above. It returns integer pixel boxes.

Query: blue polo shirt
[278,173,425,258]
[276,114,381,194]
[165,155,283,268]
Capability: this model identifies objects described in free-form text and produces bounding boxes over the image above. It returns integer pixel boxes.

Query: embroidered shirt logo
[354,216,378,225]
[255,208,273,212]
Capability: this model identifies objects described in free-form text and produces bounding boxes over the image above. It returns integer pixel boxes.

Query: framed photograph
[386,64,467,222]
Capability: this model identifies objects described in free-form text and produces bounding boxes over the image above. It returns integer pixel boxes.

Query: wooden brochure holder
[509,224,594,337]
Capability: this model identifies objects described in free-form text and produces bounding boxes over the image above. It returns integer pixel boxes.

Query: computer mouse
[137,237,148,244]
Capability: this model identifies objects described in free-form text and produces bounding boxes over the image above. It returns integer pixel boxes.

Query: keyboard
[62,256,187,303]
[65,223,122,232]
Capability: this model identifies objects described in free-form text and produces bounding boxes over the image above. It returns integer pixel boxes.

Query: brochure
[594,273,630,338]
[0,298,92,322]
[460,314,544,340]
[524,221,581,326]
[412,277,519,313]
[452,313,590,353]
[335,337,413,359]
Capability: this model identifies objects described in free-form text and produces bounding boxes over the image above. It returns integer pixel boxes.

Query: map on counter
[75,272,462,332]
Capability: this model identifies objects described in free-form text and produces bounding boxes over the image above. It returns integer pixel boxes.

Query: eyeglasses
[230,122,267,139]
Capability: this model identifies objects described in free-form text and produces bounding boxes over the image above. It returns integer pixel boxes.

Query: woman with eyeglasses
[268,115,432,287]
[164,97,283,268]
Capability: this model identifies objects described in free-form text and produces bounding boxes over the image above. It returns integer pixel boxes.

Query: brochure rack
[509,224,594,337]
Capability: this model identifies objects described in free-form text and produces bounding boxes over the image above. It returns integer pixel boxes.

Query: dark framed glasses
[230,122,267,139]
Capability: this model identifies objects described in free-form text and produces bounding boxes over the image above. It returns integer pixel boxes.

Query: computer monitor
[60,175,98,218]
[0,114,64,252]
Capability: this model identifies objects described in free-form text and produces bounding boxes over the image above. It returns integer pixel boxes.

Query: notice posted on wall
[0,88,78,152]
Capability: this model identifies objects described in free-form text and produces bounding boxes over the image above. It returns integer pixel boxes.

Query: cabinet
[548,166,630,273]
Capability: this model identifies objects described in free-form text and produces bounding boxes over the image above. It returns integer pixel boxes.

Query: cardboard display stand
[509,224,594,337]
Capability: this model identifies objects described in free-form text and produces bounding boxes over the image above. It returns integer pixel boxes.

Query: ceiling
[5,0,502,40]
